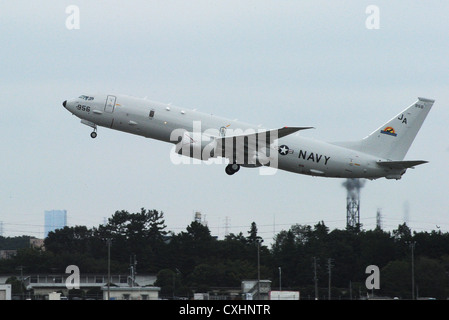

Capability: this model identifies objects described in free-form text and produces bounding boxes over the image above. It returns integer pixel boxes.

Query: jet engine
[176,131,217,160]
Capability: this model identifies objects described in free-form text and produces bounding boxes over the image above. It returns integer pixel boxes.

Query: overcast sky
[1,1,448,243]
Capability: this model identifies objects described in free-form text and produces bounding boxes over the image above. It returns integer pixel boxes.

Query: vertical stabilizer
[334,98,434,160]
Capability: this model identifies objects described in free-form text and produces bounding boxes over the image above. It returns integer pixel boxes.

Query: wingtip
[418,97,435,103]
[283,126,315,130]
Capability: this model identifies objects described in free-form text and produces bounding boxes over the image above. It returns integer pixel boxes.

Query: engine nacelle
[175,131,217,160]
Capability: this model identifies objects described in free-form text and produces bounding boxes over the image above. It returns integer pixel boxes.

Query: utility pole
[349,280,353,300]
[173,271,175,299]
[106,238,112,300]
[313,257,318,300]
[406,240,416,300]
[410,241,416,300]
[257,239,261,300]
[327,258,334,300]
[129,254,137,287]
[278,267,282,291]
[172,268,181,300]
[16,266,24,299]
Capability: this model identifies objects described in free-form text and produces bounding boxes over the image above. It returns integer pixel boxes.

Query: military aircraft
[62,94,434,179]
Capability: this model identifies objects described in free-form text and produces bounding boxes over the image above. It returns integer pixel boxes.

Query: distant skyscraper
[44,210,67,237]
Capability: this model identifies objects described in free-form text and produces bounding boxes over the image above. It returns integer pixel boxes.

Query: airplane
[62,94,434,180]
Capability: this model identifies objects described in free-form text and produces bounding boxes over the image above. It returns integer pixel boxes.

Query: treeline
[0,235,31,250]
[1,208,448,299]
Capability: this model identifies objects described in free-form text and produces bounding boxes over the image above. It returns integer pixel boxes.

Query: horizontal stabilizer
[376,160,428,170]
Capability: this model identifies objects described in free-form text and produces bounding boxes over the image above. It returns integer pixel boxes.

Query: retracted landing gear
[225,163,240,175]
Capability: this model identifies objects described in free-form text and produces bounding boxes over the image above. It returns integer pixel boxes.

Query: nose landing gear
[225,163,240,175]
[80,120,98,139]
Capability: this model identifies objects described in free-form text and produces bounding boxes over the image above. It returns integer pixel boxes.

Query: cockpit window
[149,109,155,118]
[79,95,94,101]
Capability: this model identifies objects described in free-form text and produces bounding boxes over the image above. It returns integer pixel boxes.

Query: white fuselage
[63,93,402,179]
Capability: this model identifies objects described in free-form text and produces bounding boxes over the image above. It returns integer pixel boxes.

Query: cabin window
[78,95,94,101]
[149,109,155,118]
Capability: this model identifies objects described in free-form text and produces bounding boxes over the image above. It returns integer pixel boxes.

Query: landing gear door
[105,95,116,113]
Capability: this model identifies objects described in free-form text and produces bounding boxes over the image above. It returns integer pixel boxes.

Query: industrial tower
[342,179,365,229]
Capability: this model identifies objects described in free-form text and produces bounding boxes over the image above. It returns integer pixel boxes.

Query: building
[102,286,160,300]
[0,273,159,300]
[29,237,45,249]
[269,291,300,300]
[241,280,272,300]
[0,237,44,260]
[0,284,12,300]
[44,210,67,237]
[0,250,17,260]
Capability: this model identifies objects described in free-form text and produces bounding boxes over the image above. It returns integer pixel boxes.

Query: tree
[359,229,395,269]
[392,223,414,259]
[327,229,358,288]
[45,226,92,256]
[189,264,216,290]
[155,269,184,298]
[247,222,262,244]
[271,229,300,287]
[4,209,449,299]
[12,247,56,273]
[381,260,411,299]
[393,223,412,242]
[98,208,167,243]
[220,233,251,261]
[415,257,448,299]
[166,222,216,275]
[5,276,26,296]
[93,208,168,270]
[312,221,329,241]
[290,224,313,245]
[0,236,31,250]
[185,221,212,242]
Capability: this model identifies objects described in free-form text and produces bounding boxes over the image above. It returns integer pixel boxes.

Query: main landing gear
[225,163,240,175]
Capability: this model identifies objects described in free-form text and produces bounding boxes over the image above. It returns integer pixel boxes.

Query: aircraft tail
[334,97,434,160]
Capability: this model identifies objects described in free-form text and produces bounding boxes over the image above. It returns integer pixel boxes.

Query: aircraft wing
[267,126,315,141]
[214,126,313,164]
[376,160,428,170]
[217,126,313,144]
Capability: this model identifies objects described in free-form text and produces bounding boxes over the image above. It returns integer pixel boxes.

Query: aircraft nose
[63,100,67,108]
